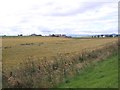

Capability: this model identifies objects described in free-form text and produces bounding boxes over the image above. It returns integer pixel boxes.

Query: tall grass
[3,41,118,88]
[58,52,118,88]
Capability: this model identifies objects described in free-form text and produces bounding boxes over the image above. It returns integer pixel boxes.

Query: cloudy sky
[0,0,118,35]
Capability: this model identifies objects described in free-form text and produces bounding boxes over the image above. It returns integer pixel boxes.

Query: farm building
[92,34,119,38]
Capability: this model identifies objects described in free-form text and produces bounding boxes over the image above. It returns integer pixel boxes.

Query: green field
[58,53,118,88]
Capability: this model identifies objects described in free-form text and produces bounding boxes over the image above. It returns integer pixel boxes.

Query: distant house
[30,34,42,36]
[105,34,117,37]
[110,34,116,37]
[105,35,109,37]
[92,34,118,38]
[49,34,71,38]
[37,34,42,36]
[30,34,37,36]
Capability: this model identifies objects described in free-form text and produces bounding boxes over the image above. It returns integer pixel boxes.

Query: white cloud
[0,0,118,35]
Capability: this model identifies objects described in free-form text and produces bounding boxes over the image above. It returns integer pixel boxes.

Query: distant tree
[18,34,23,36]
[51,34,55,37]
[97,35,100,38]
[20,34,23,36]
[37,34,42,36]
[101,35,103,37]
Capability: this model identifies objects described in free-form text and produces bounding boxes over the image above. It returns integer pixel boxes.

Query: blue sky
[0,0,118,35]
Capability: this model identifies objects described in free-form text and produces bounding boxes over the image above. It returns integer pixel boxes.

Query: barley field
[2,36,117,70]
[2,36,118,88]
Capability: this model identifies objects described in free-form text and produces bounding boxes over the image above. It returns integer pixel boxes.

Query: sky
[0,0,119,36]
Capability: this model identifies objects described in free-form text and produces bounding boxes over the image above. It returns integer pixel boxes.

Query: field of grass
[2,37,117,70]
[58,53,118,88]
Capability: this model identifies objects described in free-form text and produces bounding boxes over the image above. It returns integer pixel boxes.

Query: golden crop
[2,36,117,70]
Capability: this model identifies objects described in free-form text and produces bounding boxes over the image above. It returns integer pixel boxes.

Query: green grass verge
[58,53,118,88]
